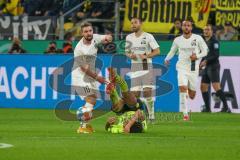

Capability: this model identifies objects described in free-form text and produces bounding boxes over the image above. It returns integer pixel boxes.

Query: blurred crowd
[0,0,117,37]
[0,0,63,16]
[0,0,117,17]
[8,36,73,54]
[0,0,239,55]
[168,18,239,41]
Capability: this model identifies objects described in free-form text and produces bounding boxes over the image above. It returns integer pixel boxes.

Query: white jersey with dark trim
[165,34,208,72]
[125,32,159,64]
[72,34,106,78]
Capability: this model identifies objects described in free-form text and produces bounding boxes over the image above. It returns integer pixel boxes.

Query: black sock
[202,91,210,110]
[216,89,228,109]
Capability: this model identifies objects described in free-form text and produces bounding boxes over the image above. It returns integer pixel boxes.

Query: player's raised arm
[164,40,178,65]
[196,36,208,59]
[94,34,112,44]
[124,110,142,133]
[101,34,113,44]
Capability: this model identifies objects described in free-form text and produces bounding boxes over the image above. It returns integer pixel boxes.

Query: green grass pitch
[0,108,240,160]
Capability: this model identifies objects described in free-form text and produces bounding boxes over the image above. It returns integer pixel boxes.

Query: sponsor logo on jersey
[191,39,197,46]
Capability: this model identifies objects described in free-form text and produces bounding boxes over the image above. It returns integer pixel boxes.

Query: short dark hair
[50,41,56,45]
[184,17,194,24]
[130,122,143,133]
[225,21,232,26]
[205,24,213,30]
[131,16,143,23]
[105,122,111,131]
[80,22,92,30]
[174,18,182,23]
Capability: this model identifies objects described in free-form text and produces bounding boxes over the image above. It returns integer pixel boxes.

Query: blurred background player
[200,24,231,113]
[105,68,147,133]
[72,22,112,134]
[168,18,182,40]
[164,19,208,121]
[8,37,26,54]
[125,17,160,122]
[216,21,239,41]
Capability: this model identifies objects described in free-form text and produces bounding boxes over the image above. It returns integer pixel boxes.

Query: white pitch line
[0,143,14,149]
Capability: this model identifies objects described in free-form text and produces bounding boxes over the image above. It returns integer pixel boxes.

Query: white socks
[142,97,155,120]
[180,92,188,116]
[77,102,94,127]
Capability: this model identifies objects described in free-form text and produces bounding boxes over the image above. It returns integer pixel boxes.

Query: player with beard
[165,19,208,120]
[72,22,112,133]
[125,17,160,122]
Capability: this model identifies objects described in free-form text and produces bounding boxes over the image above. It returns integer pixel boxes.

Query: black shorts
[201,64,220,84]
[113,99,146,115]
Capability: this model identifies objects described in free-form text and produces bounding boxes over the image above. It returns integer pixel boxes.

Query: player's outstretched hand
[103,35,112,43]
[199,60,207,69]
[96,76,107,84]
[190,53,198,61]
[127,53,137,60]
[124,125,130,133]
[139,54,147,60]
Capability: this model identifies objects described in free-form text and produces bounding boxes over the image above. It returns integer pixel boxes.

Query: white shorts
[130,63,154,92]
[72,71,97,99]
[177,69,198,91]
[130,70,154,91]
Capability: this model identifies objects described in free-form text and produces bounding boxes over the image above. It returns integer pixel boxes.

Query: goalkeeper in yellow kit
[105,68,148,133]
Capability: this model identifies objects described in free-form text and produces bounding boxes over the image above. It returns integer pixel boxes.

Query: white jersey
[125,32,159,64]
[165,34,208,72]
[72,34,106,78]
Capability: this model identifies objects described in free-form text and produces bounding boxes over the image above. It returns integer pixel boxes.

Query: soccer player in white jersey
[125,17,160,122]
[164,19,208,121]
[72,22,112,133]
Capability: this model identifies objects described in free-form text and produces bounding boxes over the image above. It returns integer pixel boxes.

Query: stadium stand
[0,0,239,54]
